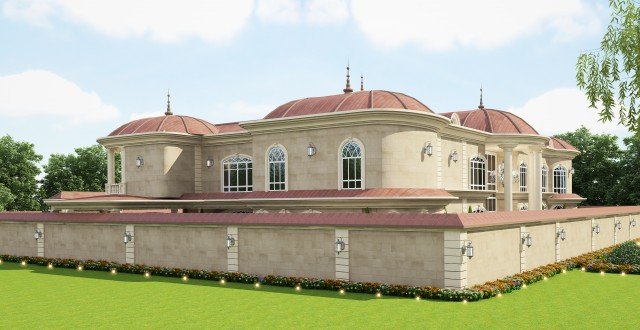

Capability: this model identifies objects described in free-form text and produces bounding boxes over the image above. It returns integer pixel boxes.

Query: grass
[1,262,639,329]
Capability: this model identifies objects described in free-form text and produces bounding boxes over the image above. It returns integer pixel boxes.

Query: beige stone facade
[44,223,125,262]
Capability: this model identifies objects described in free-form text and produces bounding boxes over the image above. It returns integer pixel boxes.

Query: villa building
[45,70,584,213]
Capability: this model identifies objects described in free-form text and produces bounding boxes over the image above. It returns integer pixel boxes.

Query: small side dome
[548,137,577,151]
[441,108,538,135]
[109,115,218,136]
[265,90,433,119]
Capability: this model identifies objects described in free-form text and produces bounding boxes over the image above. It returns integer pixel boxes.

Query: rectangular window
[486,196,497,212]
[519,164,527,192]
[223,157,253,192]
[487,154,496,190]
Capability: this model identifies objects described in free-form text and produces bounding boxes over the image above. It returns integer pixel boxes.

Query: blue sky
[0,0,630,165]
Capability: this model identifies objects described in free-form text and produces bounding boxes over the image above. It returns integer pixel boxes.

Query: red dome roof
[548,137,577,151]
[442,108,538,135]
[264,90,433,119]
[109,115,218,136]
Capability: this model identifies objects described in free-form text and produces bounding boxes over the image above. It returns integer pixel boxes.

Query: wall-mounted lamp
[570,168,575,175]
[205,157,214,168]
[461,240,474,258]
[34,229,43,240]
[307,143,317,157]
[557,228,567,241]
[135,156,144,167]
[335,238,346,254]
[123,231,133,244]
[521,233,533,247]
[631,219,637,227]
[615,221,622,230]
[423,142,433,156]
[593,224,601,234]
[226,235,236,249]
[449,150,459,162]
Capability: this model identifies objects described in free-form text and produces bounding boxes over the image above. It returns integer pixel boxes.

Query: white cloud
[256,0,301,23]
[305,0,349,24]
[508,87,631,138]
[350,0,600,51]
[0,70,119,125]
[211,101,274,122]
[2,0,254,43]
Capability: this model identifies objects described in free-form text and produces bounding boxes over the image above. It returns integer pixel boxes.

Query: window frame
[541,164,548,193]
[266,144,288,191]
[519,161,528,192]
[339,138,365,190]
[469,155,487,191]
[220,154,253,192]
[553,165,567,194]
[486,154,497,191]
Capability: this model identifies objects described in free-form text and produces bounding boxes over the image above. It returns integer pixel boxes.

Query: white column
[436,136,443,189]
[443,231,468,289]
[519,226,526,272]
[227,226,239,272]
[555,222,561,262]
[194,145,203,193]
[499,144,517,211]
[107,148,115,185]
[528,146,543,210]
[125,225,135,264]
[591,218,597,251]
[120,147,126,184]
[335,229,349,281]
[36,223,45,257]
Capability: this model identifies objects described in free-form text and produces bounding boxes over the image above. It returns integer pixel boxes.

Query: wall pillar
[194,145,202,193]
[120,147,126,184]
[461,141,468,188]
[443,231,468,289]
[436,136,443,189]
[591,218,597,252]
[555,222,561,262]
[125,225,135,264]
[107,148,115,185]
[528,146,543,210]
[614,216,618,244]
[499,144,517,211]
[519,226,526,272]
[335,229,349,281]
[227,226,239,272]
[36,223,45,257]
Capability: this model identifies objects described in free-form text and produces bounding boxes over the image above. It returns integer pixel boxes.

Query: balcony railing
[105,183,126,195]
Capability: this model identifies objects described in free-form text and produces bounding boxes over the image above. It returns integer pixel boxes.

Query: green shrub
[604,241,640,265]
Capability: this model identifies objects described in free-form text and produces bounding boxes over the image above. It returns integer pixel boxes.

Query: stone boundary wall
[1,210,639,289]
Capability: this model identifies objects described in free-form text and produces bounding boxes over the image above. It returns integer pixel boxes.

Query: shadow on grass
[0,262,382,301]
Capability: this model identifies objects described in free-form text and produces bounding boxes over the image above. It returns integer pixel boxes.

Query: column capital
[498,143,518,151]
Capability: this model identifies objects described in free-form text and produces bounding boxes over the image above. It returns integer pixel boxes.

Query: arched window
[469,156,486,190]
[541,164,548,193]
[267,146,286,191]
[519,162,527,192]
[222,155,253,192]
[341,140,363,189]
[553,166,567,193]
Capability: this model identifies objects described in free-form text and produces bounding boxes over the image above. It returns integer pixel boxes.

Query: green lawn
[1,262,638,329]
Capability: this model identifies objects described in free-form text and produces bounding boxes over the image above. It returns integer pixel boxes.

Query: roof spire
[360,73,364,91]
[478,85,484,109]
[343,61,353,93]
[165,89,173,116]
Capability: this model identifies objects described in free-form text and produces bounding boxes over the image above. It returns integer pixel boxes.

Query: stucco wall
[238,228,335,279]
[593,217,615,250]
[44,224,125,262]
[202,143,253,193]
[631,214,640,239]
[525,224,556,270]
[467,228,521,286]
[558,220,592,260]
[349,230,444,287]
[0,222,36,257]
[381,131,439,188]
[135,226,227,270]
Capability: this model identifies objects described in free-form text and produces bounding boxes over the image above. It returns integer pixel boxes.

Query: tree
[555,127,622,206]
[576,0,640,133]
[0,135,42,210]
[612,134,640,205]
[0,184,14,211]
[40,145,120,201]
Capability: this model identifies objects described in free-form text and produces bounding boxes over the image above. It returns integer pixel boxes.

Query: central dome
[264,90,433,119]
[442,108,538,135]
[109,114,218,136]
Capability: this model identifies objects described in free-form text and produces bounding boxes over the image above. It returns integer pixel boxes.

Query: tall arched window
[341,140,363,189]
[541,164,548,193]
[519,162,527,192]
[553,166,567,193]
[267,146,286,191]
[222,155,253,192]
[469,156,486,190]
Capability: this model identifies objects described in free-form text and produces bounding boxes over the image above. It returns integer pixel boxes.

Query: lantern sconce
[423,142,433,156]
[205,157,214,168]
[592,224,601,234]
[123,231,133,244]
[556,228,567,241]
[307,143,317,157]
[615,221,622,231]
[461,240,474,259]
[34,229,43,240]
[335,238,346,254]
[226,235,236,249]
[521,233,533,248]
[449,150,459,162]
[570,168,575,175]
[135,156,144,168]
[630,219,637,228]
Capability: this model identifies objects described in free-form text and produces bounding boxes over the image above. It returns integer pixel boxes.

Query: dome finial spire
[478,85,484,109]
[165,89,173,116]
[360,73,364,91]
[343,61,353,93]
